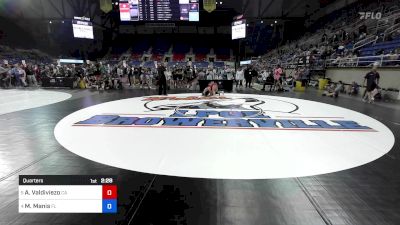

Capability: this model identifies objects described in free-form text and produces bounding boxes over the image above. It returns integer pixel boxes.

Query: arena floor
[1,87,399,225]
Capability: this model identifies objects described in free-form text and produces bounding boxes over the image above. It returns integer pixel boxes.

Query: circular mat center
[54,93,395,179]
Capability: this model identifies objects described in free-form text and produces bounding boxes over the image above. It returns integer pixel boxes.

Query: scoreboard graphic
[19,175,117,213]
[119,0,199,22]
[72,16,94,39]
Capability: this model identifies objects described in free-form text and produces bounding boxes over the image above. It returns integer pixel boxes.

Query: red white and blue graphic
[54,94,395,179]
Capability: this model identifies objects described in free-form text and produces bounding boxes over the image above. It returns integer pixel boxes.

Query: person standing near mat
[273,64,283,91]
[127,65,133,87]
[244,65,253,88]
[235,66,244,89]
[157,63,167,95]
[250,66,258,87]
[363,65,380,103]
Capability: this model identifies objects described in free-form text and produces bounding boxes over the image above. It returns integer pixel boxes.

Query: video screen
[232,19,246,40]
[72,19,94,39]
[119,0,199,22]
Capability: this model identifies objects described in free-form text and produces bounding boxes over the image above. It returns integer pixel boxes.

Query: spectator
[235,67,244,88]
[387,50,399,66]
[347,81,360,95]
[321,33,328,43]
[13,64,27,87]
[140,68,152,89]
[0,65,11,88]
[261,70,274,92]
[25,65,38,87]
[165,67,173,88]
[273,65,283,91]
[322,81,343,98]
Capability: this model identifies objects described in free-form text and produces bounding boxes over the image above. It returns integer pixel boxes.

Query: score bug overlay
[19,175,117,213]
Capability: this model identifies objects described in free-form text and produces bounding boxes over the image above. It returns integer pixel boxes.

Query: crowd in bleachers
[1,0,399,103]
[0,54,394,103]
[257,0,400,70]
[0,45,55,88]
[0,59,238,91]
[0,45,53,65]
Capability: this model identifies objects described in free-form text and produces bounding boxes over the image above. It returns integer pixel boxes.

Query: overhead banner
[203,0,216,13]
[100,0,113,13]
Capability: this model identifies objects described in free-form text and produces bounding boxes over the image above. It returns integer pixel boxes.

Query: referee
[157,63,167,95]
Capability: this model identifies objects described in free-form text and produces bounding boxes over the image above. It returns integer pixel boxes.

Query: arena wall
[325,68,400,90]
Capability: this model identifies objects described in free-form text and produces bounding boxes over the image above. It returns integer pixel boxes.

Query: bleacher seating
[215,48,230,61]
[360,37,400,56]
[193,46,209,61]
[213,61,225,68]
[193,61,209,68]
[132,40,150,54]
[151,54,163,61]
[131,53,142,60]
[0,45,53,65]
[193,46,210,55]
[174,43,190,54]
[109,37,131,59]
[258,0,400,70]
[143,61,155,68]
[172,43,190,62]
[104,60,119,65]
[173,54,185,62]
[130,61,142,67]
[167,62,187,67]
[195,54,207,61]
[152,39,171,55]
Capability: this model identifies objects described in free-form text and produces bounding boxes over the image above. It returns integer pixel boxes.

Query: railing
[384,23,400,40]
[353,35,378,50]
[331,6,400,36]
[255,55,400,70]
[261,4,400,68]
[384,5,399,15]
[283,7,399,51]
[273,6,400,55]
[257,57,327,71]
[386,8,400,17]
[375,11,400,34]
[325,54,400,67]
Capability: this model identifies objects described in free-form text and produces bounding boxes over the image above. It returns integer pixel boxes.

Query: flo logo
[73,96,374,132]
[359,12,382,20]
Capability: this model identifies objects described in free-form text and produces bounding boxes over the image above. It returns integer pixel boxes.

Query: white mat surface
[0,89,71,115]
